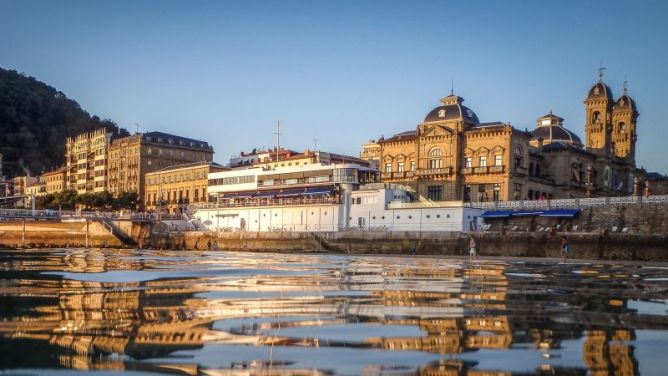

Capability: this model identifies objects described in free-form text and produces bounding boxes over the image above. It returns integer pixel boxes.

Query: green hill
[0,67,128,178]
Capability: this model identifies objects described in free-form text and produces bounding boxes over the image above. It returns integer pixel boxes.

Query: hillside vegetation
[0,67,128,177]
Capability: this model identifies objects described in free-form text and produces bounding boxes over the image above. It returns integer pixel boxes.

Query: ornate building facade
[361,77,642,202]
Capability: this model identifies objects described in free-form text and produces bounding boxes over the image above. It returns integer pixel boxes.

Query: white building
[194,161,482,232]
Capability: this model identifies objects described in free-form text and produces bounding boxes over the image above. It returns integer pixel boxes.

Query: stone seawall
[0,220,122,248]
[1,212,667,261]
[141,230,668,261]
[486,203,668,234]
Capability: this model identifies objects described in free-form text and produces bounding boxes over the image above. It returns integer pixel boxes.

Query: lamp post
[585,164,593,198]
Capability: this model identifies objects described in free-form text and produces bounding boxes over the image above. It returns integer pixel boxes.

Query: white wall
[196,204,341,232]
[195,188,483,232]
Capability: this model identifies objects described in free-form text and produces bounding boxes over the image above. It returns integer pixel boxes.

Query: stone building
[107,132,214,207]
[144,161,226,214]
[42,168,66,195]
[65,128,111,194]
[362,76,643,202]
[361,93,531,202]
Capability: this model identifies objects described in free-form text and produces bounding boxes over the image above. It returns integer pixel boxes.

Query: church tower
[611,81,638,164]
[584,71,613,157]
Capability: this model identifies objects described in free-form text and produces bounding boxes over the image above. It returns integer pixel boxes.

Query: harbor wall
[0,220,122,248]
[484,203,668,234]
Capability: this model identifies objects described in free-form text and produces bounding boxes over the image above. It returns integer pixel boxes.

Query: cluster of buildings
[361,76,647,202]
[2,74,668,232]
[1,129,216,211]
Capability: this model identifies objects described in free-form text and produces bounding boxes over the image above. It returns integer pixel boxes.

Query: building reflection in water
[0,249,663,375]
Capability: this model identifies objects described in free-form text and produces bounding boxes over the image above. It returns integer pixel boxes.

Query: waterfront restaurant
[194,157,483,232]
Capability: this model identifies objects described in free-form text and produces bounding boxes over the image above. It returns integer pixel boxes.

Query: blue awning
[276,189,305,198]
[253,190,277,198]
[512,210,543,216]
[540,209,580,218]
[480,210,513,218]
[222,192,254,199]
[303,187,334,196]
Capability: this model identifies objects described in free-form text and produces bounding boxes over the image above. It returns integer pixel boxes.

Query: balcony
[417,167,452,176]
[391,171,406,179]
[488,165,505,173]
[460,167,473,175]
[474,166,488,174]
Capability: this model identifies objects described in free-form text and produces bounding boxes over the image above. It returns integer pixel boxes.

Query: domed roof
[531,125,582,146]
[587,81,613,101]
[613,94,637,112]
[423,94,479,124]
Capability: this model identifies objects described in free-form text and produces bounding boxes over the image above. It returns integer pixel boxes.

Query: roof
[647,172,667,181]
[381,130,417,143]
[424,103,479,124]
[613,94,637,113]
[141,131,213,151]
[149,161,226,174]
[531,125,582,145]
[586,81,613,101]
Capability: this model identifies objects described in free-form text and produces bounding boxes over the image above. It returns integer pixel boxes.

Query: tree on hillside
[0,68,129,177]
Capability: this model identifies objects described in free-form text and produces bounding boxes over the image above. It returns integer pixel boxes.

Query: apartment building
[65,128,111,194]
[108,131,214,207]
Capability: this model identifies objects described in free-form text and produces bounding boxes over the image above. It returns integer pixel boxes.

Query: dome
[586,81,613,101]
[423,94,479,124]
[531,126,583,146]
[613,94,637,112]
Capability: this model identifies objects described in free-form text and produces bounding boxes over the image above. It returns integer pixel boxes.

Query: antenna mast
[274,121,281,162]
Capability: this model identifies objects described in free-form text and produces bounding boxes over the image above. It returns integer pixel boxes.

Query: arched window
[593,111,601,123]
[529,162,534,176]
[428,147,443,169]
[429,148,443,157]
[535,164,540,177]
[618,122,626,133]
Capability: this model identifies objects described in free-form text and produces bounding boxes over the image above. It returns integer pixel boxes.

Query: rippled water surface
[1,248,668,375]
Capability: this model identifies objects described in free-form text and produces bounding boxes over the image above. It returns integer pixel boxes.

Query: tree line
[35,190,138,211]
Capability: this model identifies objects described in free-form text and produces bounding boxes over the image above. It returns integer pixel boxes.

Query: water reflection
[1,249,667,375]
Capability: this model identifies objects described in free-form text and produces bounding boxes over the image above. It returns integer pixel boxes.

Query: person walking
[469,236,477,262]
[207,239,212,251]
[213,240,219,251]
[560,236,569,262]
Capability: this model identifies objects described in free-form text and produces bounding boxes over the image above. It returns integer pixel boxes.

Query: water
[1,249,668,375]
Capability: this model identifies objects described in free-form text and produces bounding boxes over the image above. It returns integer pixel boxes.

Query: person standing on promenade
[560,236,569,262]
[469,236,477,262]
[207,239,212,251]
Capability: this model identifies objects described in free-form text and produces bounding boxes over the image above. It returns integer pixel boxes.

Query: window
[477,184,487,202]
[410,161,415,171]
[428,148,443,157]
[429,159,443,169]
[493,183,501,201]
[619,122,626,133]
[398,162,404,172]
[427,186,442,201]
[463,185,471,202]
[465,157,472,168]
[593,111,601,123]
[495,155,502,166]
[385,163,392,173]
[479,156,487,167]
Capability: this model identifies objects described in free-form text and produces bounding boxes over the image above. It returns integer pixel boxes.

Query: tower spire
[450,76,454,96]
[623,76,628,95]
[597,60,607,82]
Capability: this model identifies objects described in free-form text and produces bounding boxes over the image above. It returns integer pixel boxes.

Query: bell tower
[611,81,638,164]
[584,68,613,157]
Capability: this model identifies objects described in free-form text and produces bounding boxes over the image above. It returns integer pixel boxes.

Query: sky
[1,0,667,173]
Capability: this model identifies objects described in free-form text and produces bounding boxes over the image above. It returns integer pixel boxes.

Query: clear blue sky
[2,0,667,173]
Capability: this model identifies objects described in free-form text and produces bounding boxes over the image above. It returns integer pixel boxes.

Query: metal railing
[466,195,668,210]
[194,196,338,209]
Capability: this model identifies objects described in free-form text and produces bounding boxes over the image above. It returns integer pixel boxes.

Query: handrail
[465,194,668,210]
